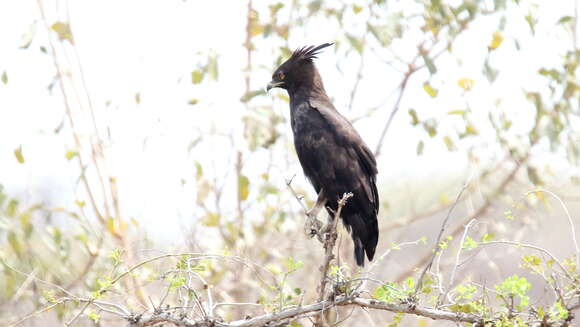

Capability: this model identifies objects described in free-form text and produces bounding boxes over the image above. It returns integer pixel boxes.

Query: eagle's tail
[348,212,379,267]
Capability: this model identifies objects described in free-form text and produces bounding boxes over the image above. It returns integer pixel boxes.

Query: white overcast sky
[0,0,577,242]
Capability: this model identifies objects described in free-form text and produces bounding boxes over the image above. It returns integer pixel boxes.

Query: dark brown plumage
[268,43,379,266]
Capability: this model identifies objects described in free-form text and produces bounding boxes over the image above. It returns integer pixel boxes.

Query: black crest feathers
[290,43,334,63]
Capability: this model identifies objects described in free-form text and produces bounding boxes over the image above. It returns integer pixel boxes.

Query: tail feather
[345,211,378,267]
[354,239,365,266]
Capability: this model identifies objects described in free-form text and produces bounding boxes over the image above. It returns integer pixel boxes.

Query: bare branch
[128,295,483,327]
[315,192,353,326]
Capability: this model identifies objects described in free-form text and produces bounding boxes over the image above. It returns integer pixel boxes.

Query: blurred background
[0,0,579,326]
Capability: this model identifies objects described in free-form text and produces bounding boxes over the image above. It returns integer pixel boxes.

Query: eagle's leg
[305,188,326,239]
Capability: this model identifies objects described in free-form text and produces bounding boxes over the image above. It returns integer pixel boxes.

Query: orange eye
[279,72,285,80]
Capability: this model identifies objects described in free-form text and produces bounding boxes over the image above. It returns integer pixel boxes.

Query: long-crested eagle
[267,43,379,266]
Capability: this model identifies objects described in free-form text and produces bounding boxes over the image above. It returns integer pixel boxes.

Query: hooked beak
[267,81,285,91]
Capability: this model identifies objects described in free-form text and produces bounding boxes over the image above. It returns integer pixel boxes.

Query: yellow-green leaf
[423,82,438,98]
[14,146,25,164]
[188,99,199,105]
[346,33,364,54]
[352,4,363,13]
[135,92,141,104]
[191,70,203,84]
[447,109,466,115]
[8,231,21,255]
[194,161,203,181]
[489,31,503,50]
[196,180,211,205]
[408,109,420,126]
[50,22,74,44]
[250,24,264,37]
[65,150,78,161]
[457,78,474,91]
[207,54,219,81]
[443,135,456,151]
[202,211,220,227]
[1,71,7,84]
[238,175,250,201]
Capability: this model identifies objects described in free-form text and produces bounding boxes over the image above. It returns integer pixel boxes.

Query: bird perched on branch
[267,43,379,266]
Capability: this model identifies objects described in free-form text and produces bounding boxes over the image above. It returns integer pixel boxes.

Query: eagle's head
[267,43,333,92]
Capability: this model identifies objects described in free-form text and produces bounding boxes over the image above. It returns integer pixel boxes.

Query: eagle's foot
[305,214,323,242]
[319,220,333,236]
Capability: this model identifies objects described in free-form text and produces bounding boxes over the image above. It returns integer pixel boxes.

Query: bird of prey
[267,43,379,266]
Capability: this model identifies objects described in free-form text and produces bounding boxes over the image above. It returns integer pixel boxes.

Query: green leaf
[207,53,219,81]
[557,16,573,24]
[1,71,7,85]
[423,82,438,98]
[240,90,266,103]
[346,33,364,54]
[6,199,18,217]
[194,161,203,181]
[285,257,304,272]
[188,99,199,105]
[416,141,424,155]
[527,166,543,186]
[495,275,531,309]
[50,22,74,44]
[87,311,101,323]
[269,3,284,15]
[522,255,541,267]
[408,109,420,126]
[525,14,536,34]
[481,233,494,243]
[551,300,569,319]
[421,54,437,75]
[422,119,438,137]
[238,175,250,201]
[168,276,186,290]
[14,146,25,164]
[8,231,21,255]
[135,92,141,104]
[19,23,37,49]
[461,236,478,250]
[108,248,123,265]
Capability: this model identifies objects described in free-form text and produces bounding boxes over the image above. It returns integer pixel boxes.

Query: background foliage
[0,0,579,326]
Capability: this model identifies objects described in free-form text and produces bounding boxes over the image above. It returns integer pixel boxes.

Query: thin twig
[526,189,579,268]
[285,174,309,214]
[478,240,575,281]
[448,219,478,289]
[374,65,415,157]
[414,176,472,295]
